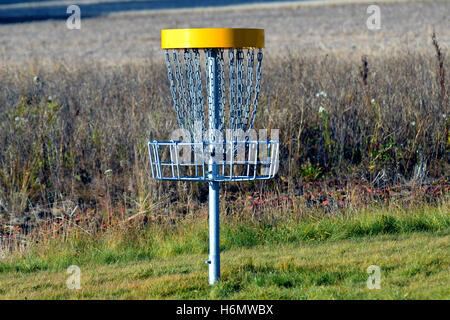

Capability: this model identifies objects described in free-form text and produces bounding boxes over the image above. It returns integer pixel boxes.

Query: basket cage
[149,31,278,182]
[148,139,279,182]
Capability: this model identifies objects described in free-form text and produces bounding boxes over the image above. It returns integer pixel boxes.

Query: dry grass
[0,37,448,226]
[1,231,448,299]
[0,1,448,269]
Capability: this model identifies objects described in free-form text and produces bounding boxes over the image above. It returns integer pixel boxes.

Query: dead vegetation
[0,34,448,241]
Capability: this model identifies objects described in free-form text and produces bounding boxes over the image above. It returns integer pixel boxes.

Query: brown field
[0,0,449,66]
[0,0,448,250]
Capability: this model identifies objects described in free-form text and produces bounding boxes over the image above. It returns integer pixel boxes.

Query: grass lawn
[0,231,448,299]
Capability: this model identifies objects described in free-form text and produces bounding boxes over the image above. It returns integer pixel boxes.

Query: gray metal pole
[206,49,220,285]
[208,180,220,284]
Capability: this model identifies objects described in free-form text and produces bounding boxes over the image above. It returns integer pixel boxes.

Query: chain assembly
[164,48,264,138]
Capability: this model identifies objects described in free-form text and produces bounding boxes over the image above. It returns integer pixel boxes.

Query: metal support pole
[206,49,220,285]
[208,180,220,285]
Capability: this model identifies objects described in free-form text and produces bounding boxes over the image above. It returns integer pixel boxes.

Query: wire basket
[148,139,279,182]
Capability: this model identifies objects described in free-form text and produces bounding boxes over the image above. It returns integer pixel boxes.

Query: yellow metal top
[161,28,264,49]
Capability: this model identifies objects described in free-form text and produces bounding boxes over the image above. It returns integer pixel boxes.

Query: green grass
[0,233,448,299]
[0,203,449,299]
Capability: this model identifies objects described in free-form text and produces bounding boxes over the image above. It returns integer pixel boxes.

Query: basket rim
[147,139,279,182]
[161,28,264,49]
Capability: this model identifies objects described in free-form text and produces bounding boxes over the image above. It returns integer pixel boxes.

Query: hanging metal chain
[204,49,210,99]
[165,48,263,139]
[206,49,216,132]
[235,49,244,130]
[248,49,263,130]
[217,49,226,132]
[243,49,255,132]
[172,50,189,131]
[165,50,184,131]
[205,49,215,134]
[228,49,236,131]
[184,49,196,134]
[193,49,206,132]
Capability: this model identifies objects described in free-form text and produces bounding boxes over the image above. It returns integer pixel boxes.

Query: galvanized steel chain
[228,49,236,131]
[243,49,255,132]
[206,49,217,132]
[217,49,226,132]
[172,50,189,131]
[235,49,244,130]
[193,49,206,132]
[249,49,263,130]
[165,48,263,139]
[185,49,196,134]
[164,50,184,131]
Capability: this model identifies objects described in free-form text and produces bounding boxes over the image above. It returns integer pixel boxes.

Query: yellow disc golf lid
[161,28,264,49]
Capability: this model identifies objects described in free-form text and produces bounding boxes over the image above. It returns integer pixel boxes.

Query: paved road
[0,0,316,23]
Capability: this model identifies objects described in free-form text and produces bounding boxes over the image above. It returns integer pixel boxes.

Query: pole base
[208,180,220,285]
[208,254,220,285]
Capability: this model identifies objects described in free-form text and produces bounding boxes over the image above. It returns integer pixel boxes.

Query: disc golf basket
[148,28,279,285]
